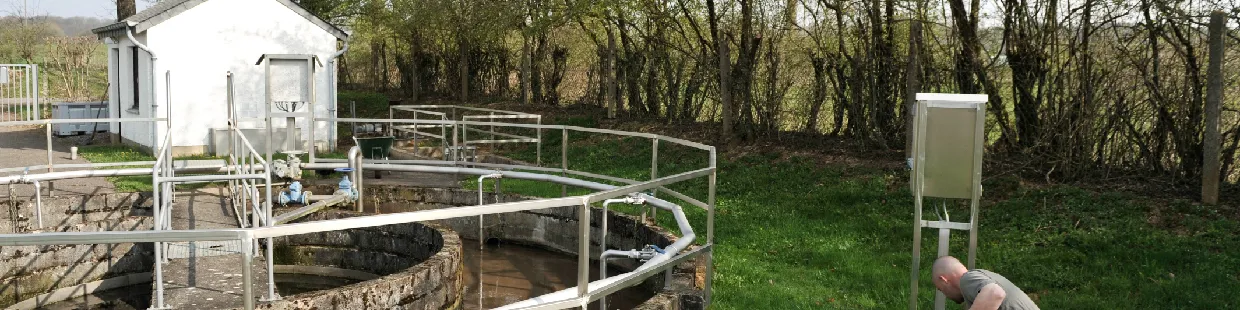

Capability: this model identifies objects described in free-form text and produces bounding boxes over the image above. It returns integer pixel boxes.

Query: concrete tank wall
[0,193,154,308]
[309,184,706,309]
[263,210,462,309]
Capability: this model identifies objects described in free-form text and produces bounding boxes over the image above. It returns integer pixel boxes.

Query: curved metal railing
[0,117,717,310]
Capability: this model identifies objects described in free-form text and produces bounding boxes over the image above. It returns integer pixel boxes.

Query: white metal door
[0,64,40,122]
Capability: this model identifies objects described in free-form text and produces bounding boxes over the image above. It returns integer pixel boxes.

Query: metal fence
[389,105,543,165]
[0,64,41,122]
[1,113,716,310]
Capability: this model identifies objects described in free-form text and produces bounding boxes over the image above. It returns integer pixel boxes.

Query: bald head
[931,256,968,302]
[933,256,966,278]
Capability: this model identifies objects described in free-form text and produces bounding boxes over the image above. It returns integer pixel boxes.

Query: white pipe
[496,202,695,310]
[598,248,641,310]
[125,28,159,156]
[31,180,42,229]
[477,173,503,250]
[600,196,642,272]
[326,41,349,153]
[347,146,363,212]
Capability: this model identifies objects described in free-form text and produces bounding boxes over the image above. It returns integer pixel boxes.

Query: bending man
[931,256,1039,310]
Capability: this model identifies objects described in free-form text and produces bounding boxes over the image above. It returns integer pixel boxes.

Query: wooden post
[1202,11,1225,205]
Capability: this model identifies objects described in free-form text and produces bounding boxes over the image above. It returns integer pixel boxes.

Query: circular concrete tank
[307,184,707,310]
[262,210,463,309]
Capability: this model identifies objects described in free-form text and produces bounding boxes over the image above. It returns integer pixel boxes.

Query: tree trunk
[904,21,922,157]
[116,0,136,21]
[522,35,532,105]
[606,28,618,118]
[458,34,469,102]
[1202,11,1225,205]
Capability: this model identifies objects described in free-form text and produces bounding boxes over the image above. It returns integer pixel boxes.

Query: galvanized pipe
[241,236,254,310]
[477,173,502,246]
[599,197,641,310]
[347,146,363,212]
[599,249,643,310]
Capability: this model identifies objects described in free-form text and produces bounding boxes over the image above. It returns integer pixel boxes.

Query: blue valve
[336,169,359,201]
[278,181,308,205]
[649,244,666,254]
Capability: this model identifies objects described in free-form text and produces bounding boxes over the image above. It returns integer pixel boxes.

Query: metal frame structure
[0,64,40,122]
[4,110,715,310]
[389,105,543,165]
[907,93,987,310]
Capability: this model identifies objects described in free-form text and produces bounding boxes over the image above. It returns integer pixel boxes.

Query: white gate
[0,64,41,122]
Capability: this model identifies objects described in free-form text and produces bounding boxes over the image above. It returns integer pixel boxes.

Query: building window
[130,46,141,111]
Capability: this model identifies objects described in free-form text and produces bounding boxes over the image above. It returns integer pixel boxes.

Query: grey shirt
[959,269,1040,310]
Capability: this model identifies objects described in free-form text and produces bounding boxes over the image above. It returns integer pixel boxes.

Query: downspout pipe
[125,28,160,153]
[326,41,350,153]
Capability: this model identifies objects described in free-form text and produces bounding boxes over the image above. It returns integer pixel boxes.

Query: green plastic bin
[354,136,395,159]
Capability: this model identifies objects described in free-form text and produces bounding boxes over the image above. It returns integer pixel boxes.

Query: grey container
[52,102,109,136]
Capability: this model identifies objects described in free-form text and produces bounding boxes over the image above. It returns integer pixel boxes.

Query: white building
[92,0,349,156]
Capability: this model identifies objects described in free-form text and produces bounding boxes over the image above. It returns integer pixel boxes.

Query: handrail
[0,167,710,242]
[0,117,168,127]
[319,118,714,151]
[4,112,716,310]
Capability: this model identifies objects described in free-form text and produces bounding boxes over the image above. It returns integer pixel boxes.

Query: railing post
[561,128,568,197]
[263,170,278,301]
[536,116,543,167]
[705,147,717,306]
[45,124,52,173]
[152,169,165,309]
[242,235,255,310]
[650,138,658,223]
[577,198,591,300]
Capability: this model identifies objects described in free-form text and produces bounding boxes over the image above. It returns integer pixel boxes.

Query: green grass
[78,145,225,192]
[464,117,1240,309]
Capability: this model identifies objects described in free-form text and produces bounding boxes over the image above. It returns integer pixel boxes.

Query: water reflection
[462,239,654,310]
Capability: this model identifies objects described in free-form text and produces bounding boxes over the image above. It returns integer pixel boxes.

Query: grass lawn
[77,145,224,192]
[468,116,1240,309]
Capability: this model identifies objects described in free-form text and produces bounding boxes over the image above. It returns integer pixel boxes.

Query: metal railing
[0,64,40,122]
[2,114,716,310]
[388,105,543,165]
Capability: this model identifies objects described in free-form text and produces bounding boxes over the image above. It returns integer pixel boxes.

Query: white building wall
[109,33,161,149]
[109,0,339,154]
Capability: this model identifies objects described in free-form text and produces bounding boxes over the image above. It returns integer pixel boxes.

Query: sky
[2,0,152,18]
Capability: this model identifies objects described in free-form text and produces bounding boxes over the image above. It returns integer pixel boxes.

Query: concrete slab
[154,188,273,309]
[0,126,116,197]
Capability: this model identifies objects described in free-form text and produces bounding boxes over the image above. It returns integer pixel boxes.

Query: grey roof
[92,0,348,40]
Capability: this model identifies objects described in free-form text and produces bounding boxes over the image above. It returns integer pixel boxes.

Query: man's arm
[967,283,1006,310]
